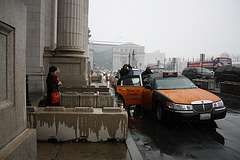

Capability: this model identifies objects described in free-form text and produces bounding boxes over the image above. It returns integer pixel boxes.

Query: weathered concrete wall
[80,92,97,107]
[0,0,37,159]
[60,85,110,93]
[61,92,80,108]
[97,92,114,108]
[60,92,114,108]
[27,107,128,142]
[220,82,240,96]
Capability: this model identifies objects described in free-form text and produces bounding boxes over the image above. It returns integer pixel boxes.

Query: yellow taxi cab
[116,72,226,121]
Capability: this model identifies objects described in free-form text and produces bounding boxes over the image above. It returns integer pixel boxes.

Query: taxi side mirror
[145,84,153,90]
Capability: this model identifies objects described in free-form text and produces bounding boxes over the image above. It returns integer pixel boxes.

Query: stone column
[44,0,89,87]
[55,0,85,54]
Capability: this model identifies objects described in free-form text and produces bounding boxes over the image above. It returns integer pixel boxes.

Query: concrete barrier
[61,92,80,108]
[97,92,114,108]
[80,92,97,107]
[220,82,240,96]
[192,79,216,90]
[60,92,114,108]
[27,107,128,142]
[60,86,110,93]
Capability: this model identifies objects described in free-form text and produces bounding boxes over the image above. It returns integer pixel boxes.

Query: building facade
[0,1,37,159]
[21,0,90,94]
[89,41,145,71]
[144,50,166,67]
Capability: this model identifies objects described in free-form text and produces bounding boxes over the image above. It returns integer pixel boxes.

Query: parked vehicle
[187,57,232,71]
[182,67,213,80]
[214,66,240,85]
[116,72,226,121]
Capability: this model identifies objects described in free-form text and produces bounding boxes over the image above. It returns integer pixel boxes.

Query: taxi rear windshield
[155,77,197,90]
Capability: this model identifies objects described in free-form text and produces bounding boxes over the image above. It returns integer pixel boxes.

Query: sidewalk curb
[126,131,144,160]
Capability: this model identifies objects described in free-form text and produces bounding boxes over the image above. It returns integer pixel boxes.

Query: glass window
[155,77,197,90]
[120,77,141,86]
[220,58,231,65]
[196,68,212,73]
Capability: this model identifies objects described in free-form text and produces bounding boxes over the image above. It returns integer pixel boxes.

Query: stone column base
[0,129,37,160]
[44,53,89,87]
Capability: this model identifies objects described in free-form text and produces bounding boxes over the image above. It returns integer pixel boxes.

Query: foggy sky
[89,0,240,59]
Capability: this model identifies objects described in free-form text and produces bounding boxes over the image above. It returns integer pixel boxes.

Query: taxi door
[142,76,155,109]
[116,75,144,105]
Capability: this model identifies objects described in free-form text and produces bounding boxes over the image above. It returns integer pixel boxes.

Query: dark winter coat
[46,73,59,106]
[141,69,153,76]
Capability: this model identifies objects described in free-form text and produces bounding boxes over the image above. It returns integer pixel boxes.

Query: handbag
[51,86,60,103]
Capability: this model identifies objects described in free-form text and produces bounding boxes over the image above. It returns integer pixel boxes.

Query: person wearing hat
[120,64,133,77]
[141,67,153,76]
[46,66,62,106]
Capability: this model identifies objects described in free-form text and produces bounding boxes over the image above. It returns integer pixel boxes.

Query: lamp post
[128,52,131,65]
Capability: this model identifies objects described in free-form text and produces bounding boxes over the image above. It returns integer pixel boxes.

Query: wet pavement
[37,141,131,160]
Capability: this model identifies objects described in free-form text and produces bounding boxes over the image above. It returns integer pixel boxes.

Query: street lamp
[128,52,131,65]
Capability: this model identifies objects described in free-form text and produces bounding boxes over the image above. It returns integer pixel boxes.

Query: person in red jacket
[46,66,62,106]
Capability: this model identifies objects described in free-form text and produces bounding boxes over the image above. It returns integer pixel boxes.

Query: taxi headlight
[168,102,193,110]
[213,100,224,108]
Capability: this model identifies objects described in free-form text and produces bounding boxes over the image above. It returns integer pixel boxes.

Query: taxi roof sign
[163,72,178,77]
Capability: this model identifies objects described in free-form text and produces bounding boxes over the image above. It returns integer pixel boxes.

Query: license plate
[200,113,211,120]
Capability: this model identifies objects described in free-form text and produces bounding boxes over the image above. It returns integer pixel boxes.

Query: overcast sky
[89,0,240,59]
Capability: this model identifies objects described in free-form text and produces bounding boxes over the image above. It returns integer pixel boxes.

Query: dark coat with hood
[46,73,59,106]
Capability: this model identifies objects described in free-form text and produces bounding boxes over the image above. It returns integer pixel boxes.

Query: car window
[155,77,197,90]
[119,77,141,86]
[196,68,212,74]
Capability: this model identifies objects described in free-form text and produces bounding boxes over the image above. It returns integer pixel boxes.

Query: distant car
[105,71,112,81]
[116,72,226,121]
[214,66,240,85]
[182,67,213,80]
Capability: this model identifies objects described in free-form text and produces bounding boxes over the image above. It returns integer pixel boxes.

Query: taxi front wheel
[156,105,164,121]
